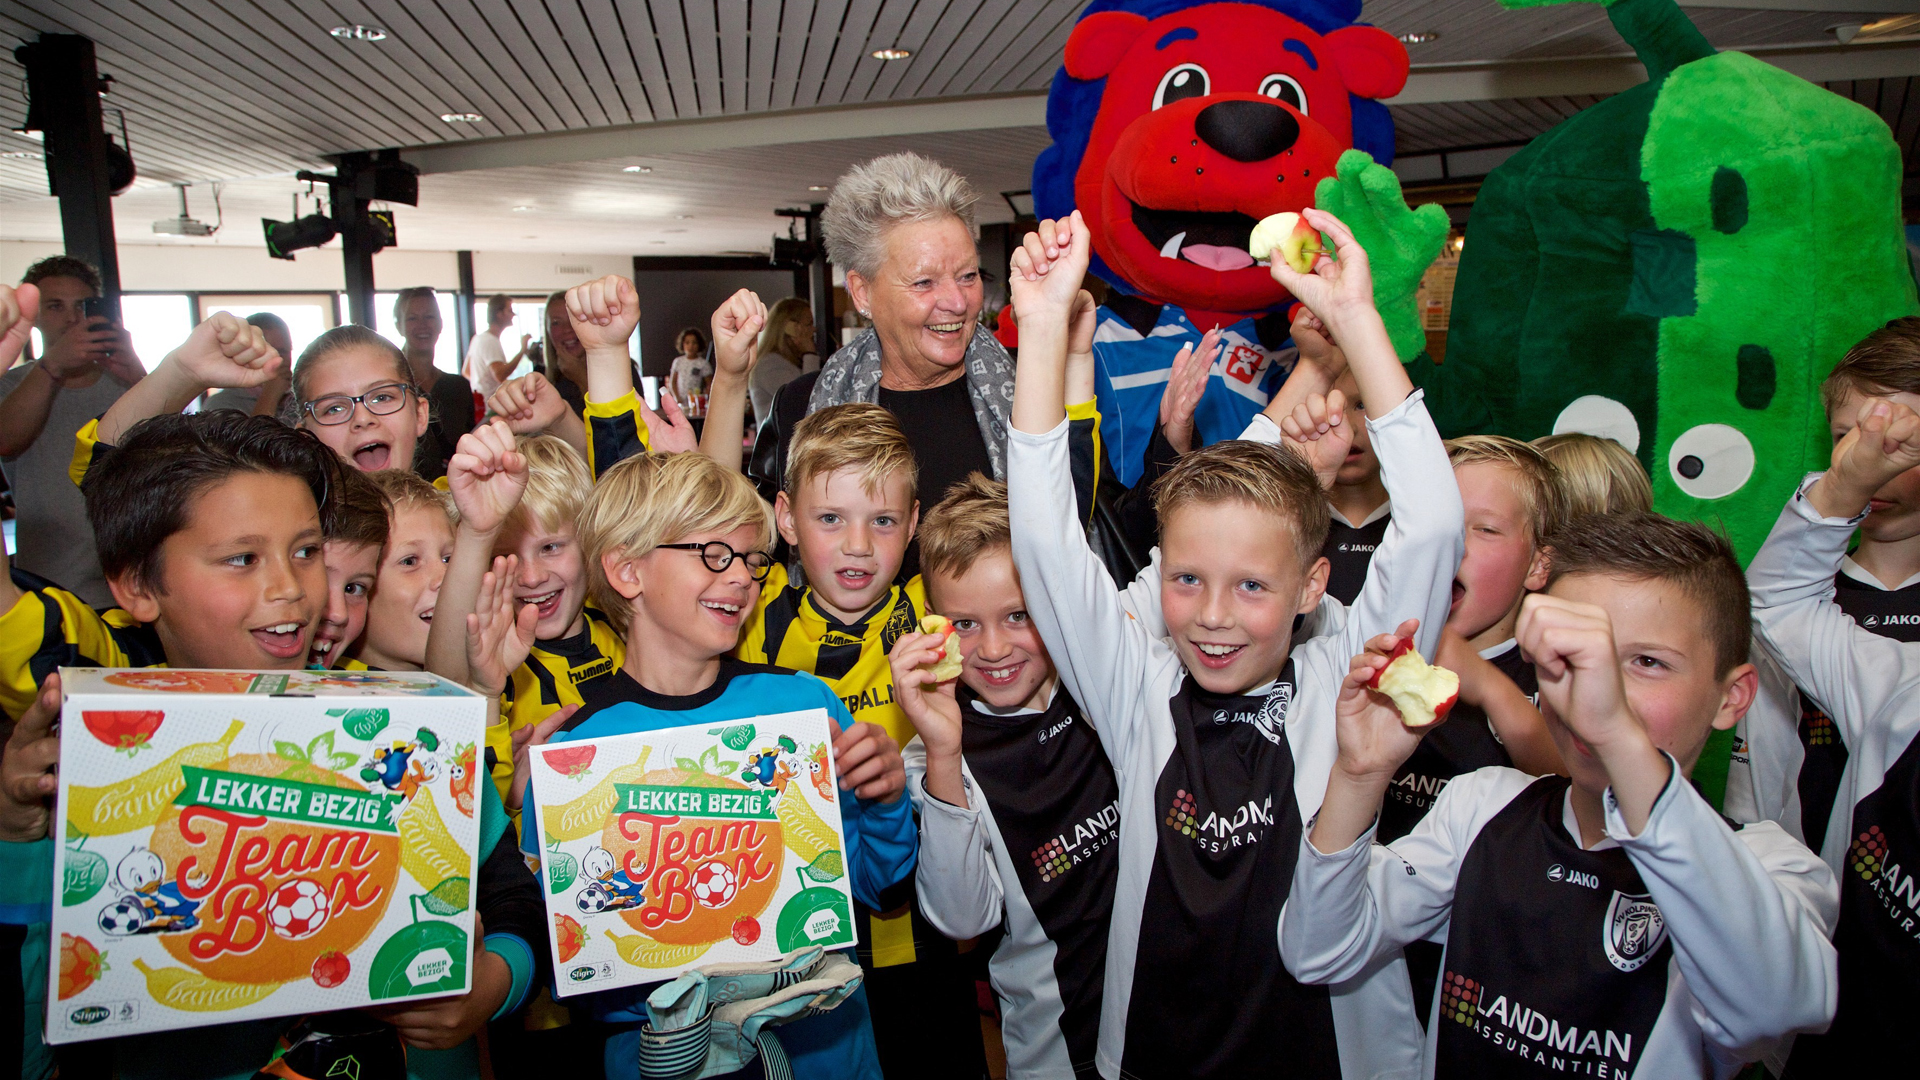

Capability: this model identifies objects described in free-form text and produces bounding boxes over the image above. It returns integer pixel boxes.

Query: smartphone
[80,296,114,328]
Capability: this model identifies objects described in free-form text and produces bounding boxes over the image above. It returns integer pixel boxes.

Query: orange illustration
[598,767,782,947]
[105,671,261,694]
[148,753,399,985]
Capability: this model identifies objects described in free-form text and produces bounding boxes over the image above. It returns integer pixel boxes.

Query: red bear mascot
[1034,0,1445,485]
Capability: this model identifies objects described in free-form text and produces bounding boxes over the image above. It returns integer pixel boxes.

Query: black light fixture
[262,213,337,260]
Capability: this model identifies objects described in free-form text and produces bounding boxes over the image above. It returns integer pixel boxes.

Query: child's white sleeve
[1009,419,1157,763]
[1722,642,1806,841]
[1333,391,1463,662]
[1748,478,1920,759]
[903,741,1005,941]
[1610,759,1838,1057]
[1116,546,1163,631]
[1280,767,1532,985]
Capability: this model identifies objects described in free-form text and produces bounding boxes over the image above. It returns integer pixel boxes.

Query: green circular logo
[368,920,468,1000]
[775,887,852,951]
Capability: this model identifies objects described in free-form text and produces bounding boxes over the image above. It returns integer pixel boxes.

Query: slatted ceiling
[716,0,749,112]
[1390,95,1609,154]
[745,0,777,112]
[1827,76,1920,171]
[611,0,677,121]
[539,0,625,125]
[350,1,521,135]
[987,2,1083,95]
[931,0,1062,99]
[577,0,648,122]
[770,0,812,111]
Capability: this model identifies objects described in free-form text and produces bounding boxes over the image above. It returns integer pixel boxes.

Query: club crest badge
[1252,682,1293,746]
[1602,890,1667,973]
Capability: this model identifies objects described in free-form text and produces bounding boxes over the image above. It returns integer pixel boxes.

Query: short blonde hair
[785,403,918,503]
[511,435,591,535]
[1152,441,1329,565]
[1531,432,1652,520]
[822,152,979,280]
[580,452,774,628]
[920,473,1009,581]
[1447,435,1564,544]
[367,469,452,522]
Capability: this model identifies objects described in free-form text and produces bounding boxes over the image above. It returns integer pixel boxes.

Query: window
[468,297,550,383]
[117,294,195,373]
[373,290,460,374]
[198,295,336,362]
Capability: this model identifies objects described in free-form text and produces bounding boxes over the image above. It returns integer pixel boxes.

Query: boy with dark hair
[1282,512,1837,1076]
[891,473,1119,1080]
[309,465,390,668]
[1749,393,1920,1073]
[1006,208,1462,1078]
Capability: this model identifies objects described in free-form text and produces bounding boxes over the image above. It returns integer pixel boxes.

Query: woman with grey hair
[749,151,1008,527]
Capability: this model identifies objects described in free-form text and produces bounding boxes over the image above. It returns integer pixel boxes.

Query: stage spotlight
[262,213,338,260]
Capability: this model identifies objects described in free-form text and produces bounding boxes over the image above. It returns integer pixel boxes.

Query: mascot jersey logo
[1034,0,1412,484]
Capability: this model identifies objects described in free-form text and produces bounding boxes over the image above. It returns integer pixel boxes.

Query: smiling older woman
[750,152,1012,521]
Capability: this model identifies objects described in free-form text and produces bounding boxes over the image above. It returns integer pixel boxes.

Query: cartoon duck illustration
[99,850,200,935]
[361,727,440,801]
[574,846,647,914]
[741,736,801,792]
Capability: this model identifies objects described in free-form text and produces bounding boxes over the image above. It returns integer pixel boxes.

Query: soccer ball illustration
[267,879,331,940]
[97,897,150,937]
[576,883,612,914]
[691,861,738,909]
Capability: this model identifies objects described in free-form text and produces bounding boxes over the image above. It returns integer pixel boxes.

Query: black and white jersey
[1379,639,1537,843]
[907,686,1121,1080]
[1280,766,1838,1079]
[1321,503,1391,607]
[1009,391,1464,1079]
[1749,483,1920,1074]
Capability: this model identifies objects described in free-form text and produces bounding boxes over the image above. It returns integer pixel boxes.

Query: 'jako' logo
[68,1005,110,1026]
[1547,864,1565,882]
[569,965,598,982]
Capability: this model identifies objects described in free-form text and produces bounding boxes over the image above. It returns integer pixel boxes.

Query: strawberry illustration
[82,710,164,755]
[731,917,761,946]
[311,951,350,988]
[59,934,107,1000]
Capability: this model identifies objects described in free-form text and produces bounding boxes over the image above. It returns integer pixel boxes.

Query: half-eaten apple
[918,614,964,682]
[1248,212,1325,274]
[1367,640,1459,729]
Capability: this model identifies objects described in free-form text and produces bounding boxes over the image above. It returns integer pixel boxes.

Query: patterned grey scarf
[807,326,1015,479]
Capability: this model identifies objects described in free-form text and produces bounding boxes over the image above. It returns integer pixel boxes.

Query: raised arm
[488,372,587,457]
[95,313,281,446]
[698,289,765,473]
[567,276,696,473]
[1748,400,1920,756]
[426,421,529,687]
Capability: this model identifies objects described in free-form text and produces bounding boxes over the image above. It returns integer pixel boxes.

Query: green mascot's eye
[1667,424,1754,500]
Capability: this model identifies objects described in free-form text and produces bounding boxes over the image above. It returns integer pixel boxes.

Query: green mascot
[1417,0,1918,563]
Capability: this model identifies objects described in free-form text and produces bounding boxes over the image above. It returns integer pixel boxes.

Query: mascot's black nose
[1194,100,1300,163]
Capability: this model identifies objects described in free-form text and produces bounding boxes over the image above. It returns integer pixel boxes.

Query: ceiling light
[871,48,911,60]
[330,24,388,42]
[808,185,830,192]
[440,112,484,123]
[623,165,652,173]
[1396,31,1440,44]
[676,214,694,220]
[512,205,534,212]
[0,150,40,159]
[649,240,667,245]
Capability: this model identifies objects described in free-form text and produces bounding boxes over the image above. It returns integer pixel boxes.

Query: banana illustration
[131,958,279,1011]
[397,789,464,890]
[66,721,244,837]
[539,751,651,842]
[776,785,835,865]
[604,928,710,970]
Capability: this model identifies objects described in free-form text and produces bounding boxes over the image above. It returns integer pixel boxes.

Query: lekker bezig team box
[527,710,857,996]
[47,668,486,1044]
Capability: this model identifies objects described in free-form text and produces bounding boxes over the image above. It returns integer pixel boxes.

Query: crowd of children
[0,201,1915,1079]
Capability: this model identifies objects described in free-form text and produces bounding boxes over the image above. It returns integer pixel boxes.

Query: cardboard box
[47,668,486,1044]
[528,710,857,996]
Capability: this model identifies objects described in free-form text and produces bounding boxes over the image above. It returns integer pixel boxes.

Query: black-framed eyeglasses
[302,383,415,426]
[656,541,776,581]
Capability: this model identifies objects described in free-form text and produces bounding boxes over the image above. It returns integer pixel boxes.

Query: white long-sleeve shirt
[1747,477,1920,1072]
[1280,765,1837,1079]
[1008,390,1463,1080]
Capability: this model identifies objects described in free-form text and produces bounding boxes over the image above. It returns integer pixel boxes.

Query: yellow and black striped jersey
[583,390,656,479]
[0,579,164,720]
[734,563,925,751]
[490,607,627,802]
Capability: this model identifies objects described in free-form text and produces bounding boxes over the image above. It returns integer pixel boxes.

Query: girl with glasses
[289,324,434,477]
